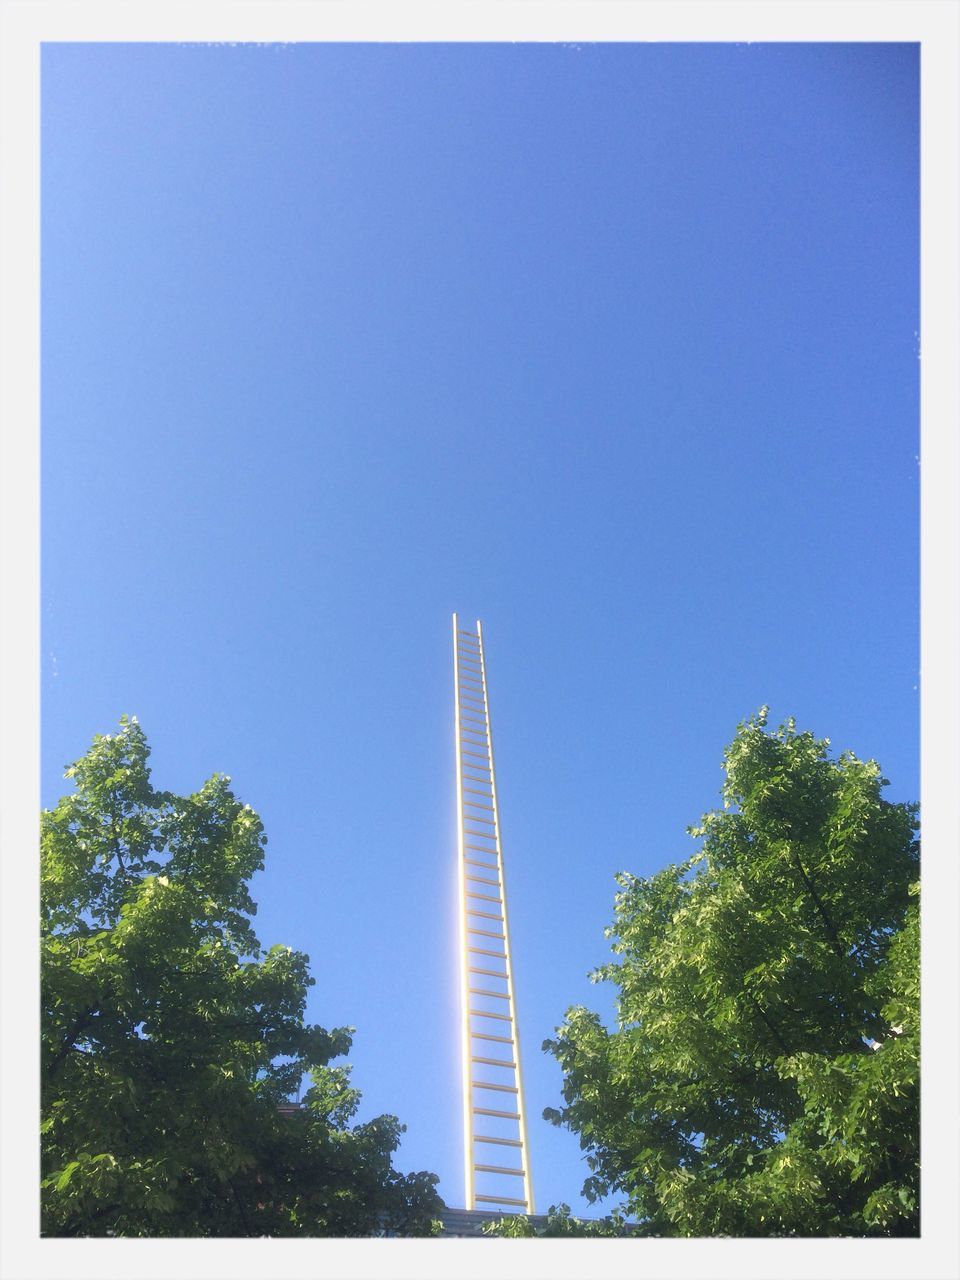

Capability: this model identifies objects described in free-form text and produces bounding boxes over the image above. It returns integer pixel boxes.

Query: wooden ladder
[453,614,535,1215]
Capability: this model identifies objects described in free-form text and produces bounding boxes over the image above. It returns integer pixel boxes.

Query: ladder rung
[457,629,479,639]
[466,891,501,904]
[472,1032,513,1044]
[466,873,499,886]
[474,1164,525,1177]
[464,800,494,812]
[465,843,497,854]
[472,1080,518,1093]
[458,658,482,671]
[461,749,491,761]
[471,1055,516,1068]
[469,966,507,979]
[475,1195,528,1207]
[475,1134,522,1146]
[469,1009,511,1022]
[459,694,485,706]
[467,927,505,940]
[464,815,496,827]
[469,946,505,958]
[473,1107,521,1120]
[463,785,492,796]
[465,861,498,874]
[467,910,502,921]
[469,987,509,1000]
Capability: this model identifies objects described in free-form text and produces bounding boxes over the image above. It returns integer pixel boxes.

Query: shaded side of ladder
[453,613,535,1215]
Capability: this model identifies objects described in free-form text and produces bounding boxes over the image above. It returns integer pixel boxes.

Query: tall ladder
[452,614,535,1215]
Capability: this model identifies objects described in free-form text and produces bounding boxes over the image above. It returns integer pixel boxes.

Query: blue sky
[41,41,918,1217]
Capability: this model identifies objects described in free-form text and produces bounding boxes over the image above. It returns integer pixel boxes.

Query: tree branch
[790,847,844,959]
[55,1199,122,1238]
[111,827,128,875]
[728,948,793,1056]
[45,1007,97,1080]
[229,1177,254,1236]
[745,991,792,1056]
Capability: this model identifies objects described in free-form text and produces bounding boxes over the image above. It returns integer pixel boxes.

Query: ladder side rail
[476,617,536,1216]
[452,613,476,1210]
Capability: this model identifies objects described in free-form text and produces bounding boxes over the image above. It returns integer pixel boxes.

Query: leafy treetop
[542,711,919,1237]
[41,718,443,1237]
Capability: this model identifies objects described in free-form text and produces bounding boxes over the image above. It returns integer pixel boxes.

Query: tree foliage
[544,711,919,1237]
[480,1202,641,1237]
[41,718,443,1237]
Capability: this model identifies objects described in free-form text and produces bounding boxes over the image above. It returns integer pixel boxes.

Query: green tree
[41,718,443,1237]
[481,1202,642,1237]
[544,711,919,1237]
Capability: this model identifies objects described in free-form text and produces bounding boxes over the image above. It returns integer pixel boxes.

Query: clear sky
[41,41,918,1217]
